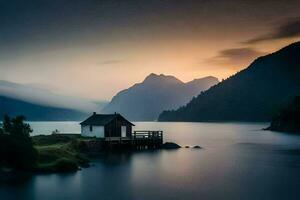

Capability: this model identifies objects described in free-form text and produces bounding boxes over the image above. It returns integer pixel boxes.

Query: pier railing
[132,130,163,140]
[131,130,163,149]
[104,131,163,149]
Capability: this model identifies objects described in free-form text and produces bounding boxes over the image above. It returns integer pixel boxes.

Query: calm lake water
[1,122,300,200]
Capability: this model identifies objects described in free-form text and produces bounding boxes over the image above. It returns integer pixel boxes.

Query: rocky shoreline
[266,97,300,133]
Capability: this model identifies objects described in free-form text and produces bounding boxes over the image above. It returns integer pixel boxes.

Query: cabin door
[121,126,127,137]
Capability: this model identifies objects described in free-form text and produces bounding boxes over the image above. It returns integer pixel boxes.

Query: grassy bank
[27,133,178,173]
[32,134,91,173]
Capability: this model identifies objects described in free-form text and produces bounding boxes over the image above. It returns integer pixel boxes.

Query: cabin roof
[80,113,135,126]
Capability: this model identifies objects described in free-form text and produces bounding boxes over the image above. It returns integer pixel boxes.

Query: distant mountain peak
[143,73,183,85]
[102,74,219,121]
[147,73,159,78]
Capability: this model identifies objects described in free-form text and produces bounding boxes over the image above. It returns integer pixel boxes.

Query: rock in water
[193,145,202,149]
[161,142,181,149]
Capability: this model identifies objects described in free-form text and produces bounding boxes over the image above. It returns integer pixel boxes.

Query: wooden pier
[104,130,163,150]
[131,130,163,149]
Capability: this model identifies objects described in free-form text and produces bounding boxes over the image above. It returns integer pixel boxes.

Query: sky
[0,0,300,101]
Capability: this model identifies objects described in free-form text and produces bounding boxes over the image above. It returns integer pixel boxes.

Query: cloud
[204,48,265,69]
[245,18,300,44]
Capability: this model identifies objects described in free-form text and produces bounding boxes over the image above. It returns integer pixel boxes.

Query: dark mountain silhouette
[0,96,87,121]
[102,73,219,121]
[158,41,300,122]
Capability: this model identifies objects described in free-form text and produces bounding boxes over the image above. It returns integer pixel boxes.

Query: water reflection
[97,152,134,165]
[0,170,32,185]
[1,122,300,200]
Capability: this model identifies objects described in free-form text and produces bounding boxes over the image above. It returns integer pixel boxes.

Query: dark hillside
[159,41,300,122]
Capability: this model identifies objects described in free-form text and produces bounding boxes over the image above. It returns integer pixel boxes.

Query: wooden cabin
[80,112,134,139]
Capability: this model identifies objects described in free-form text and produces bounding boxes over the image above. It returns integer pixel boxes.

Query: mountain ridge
[0,80,108,120]
[0,95,88,121]
[0,80,107,113]
[158,41,300,122]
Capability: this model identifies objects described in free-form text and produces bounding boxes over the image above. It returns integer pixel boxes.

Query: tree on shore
[0,115,37,170]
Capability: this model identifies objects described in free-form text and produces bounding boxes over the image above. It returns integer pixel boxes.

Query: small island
[267,96,300,132]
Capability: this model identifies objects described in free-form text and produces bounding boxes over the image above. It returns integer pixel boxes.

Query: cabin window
[89,125,93,132]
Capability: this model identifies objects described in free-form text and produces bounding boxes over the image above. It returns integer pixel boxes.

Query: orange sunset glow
[0,1,299,100]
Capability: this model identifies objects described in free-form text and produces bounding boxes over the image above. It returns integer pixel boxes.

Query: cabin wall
[104,117,132,137]
[81,125,105,138]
